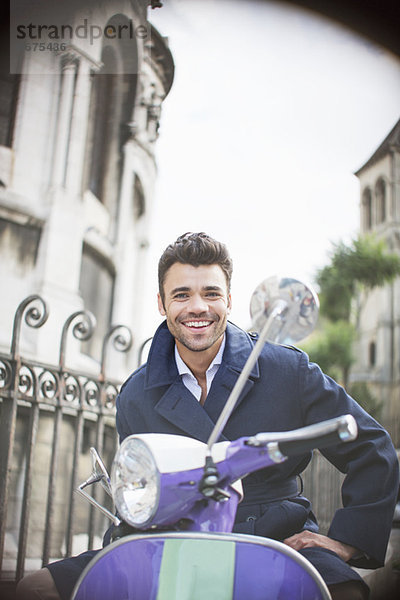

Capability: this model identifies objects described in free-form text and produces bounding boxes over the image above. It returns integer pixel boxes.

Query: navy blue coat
[116,320,399,579]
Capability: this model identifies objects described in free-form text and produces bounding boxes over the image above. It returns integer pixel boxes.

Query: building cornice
[145,23,174,97]
[0,191,46,228]
[355,118,400,177]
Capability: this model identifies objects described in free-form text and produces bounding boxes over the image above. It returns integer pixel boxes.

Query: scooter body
[72,531,331,600]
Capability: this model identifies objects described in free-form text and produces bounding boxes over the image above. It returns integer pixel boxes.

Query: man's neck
[175,335,224,380]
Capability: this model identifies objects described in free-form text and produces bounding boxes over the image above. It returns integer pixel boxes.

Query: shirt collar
[175,335,226,376]
[144,321,260,390]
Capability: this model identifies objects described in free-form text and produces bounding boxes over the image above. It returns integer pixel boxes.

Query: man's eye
[174,293,188,299]
[205,292,220,298]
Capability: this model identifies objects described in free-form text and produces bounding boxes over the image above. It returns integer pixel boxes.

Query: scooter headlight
[111,436,160,527]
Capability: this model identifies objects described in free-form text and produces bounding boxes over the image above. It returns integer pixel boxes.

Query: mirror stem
[206,299,288,453]
[75,484,121,526]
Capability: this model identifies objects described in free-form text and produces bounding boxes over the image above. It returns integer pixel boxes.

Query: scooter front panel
[72,537,164,600]
[72,532,331,600]
[233,538,326,599]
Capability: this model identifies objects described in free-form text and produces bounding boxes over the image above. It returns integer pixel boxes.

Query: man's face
[158,263,232,353]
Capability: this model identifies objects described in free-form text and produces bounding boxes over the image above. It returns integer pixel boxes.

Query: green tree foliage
[302,234,400,404]
[302,320,355,386]
[316,234,400,322]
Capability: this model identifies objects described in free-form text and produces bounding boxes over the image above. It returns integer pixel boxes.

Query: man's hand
[283,531,358,562]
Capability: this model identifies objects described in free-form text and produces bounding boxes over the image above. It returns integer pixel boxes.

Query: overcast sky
[142,0,400,335]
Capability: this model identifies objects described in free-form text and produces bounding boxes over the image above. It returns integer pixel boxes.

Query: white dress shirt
[174,336,226,402]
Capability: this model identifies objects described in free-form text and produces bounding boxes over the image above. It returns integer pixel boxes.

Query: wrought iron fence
[302,450,345,534]
[0,295,132,591]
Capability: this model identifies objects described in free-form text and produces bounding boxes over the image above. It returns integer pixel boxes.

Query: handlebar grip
[278,430,347,456]
[248,415,358,458]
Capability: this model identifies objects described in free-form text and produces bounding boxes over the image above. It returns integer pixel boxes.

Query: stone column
[65,53,101,196]
[51,56,78,187]
[33,52,97,365]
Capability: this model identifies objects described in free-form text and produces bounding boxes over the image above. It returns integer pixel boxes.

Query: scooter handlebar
[247,415,357,458]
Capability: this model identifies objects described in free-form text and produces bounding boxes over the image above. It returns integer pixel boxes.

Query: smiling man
[17,232,398,600]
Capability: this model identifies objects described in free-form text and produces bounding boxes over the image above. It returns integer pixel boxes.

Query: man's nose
[187,293,208,313]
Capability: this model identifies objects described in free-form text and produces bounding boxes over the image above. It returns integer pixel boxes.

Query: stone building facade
[0,0,173,578]
[351,119,400,446]
[0,0,173,377]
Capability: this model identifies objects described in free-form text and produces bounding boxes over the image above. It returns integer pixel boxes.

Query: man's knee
[16,568,61,600]
[329,580,369,600]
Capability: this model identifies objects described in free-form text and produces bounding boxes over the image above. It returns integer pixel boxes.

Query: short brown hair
[158,232,233,303]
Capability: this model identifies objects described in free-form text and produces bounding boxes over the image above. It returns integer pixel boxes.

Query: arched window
[133,176,145,221]
[369,341,376,367]
[87,46,118,203]
[0,74,19,148]
[79,244,115,361]
[375,178,386,224]
[84,14,138,213]
[362,188,372,231]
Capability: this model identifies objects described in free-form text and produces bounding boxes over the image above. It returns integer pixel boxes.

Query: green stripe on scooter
[156,538,236,600]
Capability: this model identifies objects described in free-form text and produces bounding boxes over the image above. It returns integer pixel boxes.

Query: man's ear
[227,293,232,314]
[157,293,166,316]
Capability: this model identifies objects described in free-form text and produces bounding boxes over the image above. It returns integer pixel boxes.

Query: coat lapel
[154,378,227,443]
[204,321,260,419]
[202,363,255,426]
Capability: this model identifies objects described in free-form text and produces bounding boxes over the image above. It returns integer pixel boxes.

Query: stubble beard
[168,315,227,353]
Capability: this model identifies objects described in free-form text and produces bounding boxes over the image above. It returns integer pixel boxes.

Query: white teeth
[184,321,211,328]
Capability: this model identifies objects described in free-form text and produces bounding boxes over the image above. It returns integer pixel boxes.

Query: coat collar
[144,321,261,443]
[144,320,260,391]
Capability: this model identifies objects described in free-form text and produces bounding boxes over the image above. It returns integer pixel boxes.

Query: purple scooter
[72,278,358,600]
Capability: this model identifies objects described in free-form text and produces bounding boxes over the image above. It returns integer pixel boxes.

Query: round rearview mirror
[249,276,319,344]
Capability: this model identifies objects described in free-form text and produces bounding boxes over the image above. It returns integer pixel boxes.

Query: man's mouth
[182,320,213,329]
